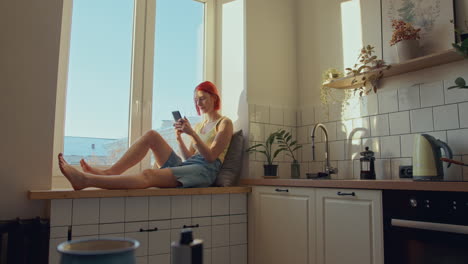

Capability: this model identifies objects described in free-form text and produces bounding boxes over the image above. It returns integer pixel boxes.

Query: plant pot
[263,164,278,177]
[396,39,420,62]
[291,161,300,179]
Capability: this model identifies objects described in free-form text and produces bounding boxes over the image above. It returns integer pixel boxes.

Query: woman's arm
[190,118,233,162]
[176,130,195,160]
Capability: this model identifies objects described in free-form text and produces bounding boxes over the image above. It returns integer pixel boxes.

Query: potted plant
[246,130,283,177]
[276,129,302,179]
[447,20,468,90]
[345,45,390,96]
[389,19,421,62]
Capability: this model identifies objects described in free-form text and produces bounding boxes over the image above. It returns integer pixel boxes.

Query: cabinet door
[315,189,383,264]
[252,186,315,264]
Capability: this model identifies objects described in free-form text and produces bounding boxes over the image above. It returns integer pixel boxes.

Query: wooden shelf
[323,49,464,90]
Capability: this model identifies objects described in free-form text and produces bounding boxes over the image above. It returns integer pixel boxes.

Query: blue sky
[64,0,204,139]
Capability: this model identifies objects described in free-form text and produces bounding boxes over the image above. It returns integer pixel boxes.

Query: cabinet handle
[275,188,289,192]
[140,227,158,232]
[337,191,355,196]
[183,224,199,228]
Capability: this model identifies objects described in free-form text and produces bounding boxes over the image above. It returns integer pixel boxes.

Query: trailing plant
[447,20,468,89]
[345,45,390,96]
[246,130,283,165]
[275,129,302,163]
[321,68,348,105]
[389,19,421,46]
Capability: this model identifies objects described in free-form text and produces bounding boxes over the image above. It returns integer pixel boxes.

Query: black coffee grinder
[360,146,375,180]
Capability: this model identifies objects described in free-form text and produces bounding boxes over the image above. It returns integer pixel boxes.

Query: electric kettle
[412,134,453,180]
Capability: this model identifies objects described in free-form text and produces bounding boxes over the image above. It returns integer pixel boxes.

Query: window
[53,0,216,186]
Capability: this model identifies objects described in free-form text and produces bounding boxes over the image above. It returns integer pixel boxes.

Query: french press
[360,146,375,180]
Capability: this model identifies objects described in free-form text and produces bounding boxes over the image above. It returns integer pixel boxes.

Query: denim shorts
[160,152,221,188]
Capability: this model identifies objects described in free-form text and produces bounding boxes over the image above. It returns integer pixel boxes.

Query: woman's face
[194,90,215,114]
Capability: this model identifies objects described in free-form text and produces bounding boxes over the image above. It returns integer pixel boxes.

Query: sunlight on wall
[221,0,245,124]
[341,0,363,70]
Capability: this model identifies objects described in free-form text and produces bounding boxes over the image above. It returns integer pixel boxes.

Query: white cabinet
[251,186,316,264]
[315,188,383,264]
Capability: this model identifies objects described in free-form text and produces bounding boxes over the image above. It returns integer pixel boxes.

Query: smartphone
[172,110,182,121]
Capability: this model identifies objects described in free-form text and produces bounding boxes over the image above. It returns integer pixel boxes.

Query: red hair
[194,81,221,115]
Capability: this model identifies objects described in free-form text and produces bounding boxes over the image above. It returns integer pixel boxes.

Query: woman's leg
[60,153,180,190]
[81,130,174,175]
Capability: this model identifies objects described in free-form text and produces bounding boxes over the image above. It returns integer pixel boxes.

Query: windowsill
[28,186,251,200]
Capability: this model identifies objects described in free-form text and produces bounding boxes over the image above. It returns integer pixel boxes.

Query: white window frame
[52,0,218,188]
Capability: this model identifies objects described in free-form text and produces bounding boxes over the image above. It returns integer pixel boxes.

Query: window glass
[63,0,134,165]
[152,0,205,154]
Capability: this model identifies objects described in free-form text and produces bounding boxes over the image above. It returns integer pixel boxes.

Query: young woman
[58,81,233,190]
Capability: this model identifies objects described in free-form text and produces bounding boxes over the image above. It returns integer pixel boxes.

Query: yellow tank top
[194,116,230,163]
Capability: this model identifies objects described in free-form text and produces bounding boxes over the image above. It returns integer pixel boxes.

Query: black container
[360,147,375,180]
[263,164,278,177]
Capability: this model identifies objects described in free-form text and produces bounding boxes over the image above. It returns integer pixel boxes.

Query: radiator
[0,218,49,264]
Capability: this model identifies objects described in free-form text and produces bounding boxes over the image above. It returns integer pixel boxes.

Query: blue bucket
[57,238,139,264]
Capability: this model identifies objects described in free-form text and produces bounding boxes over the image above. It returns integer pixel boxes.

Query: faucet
[311,123,338,176]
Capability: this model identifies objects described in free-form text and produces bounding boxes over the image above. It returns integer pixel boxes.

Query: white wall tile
[315,105,329,123]
[433,104,459,130]
[352,117,370,139]
[353,160,361,179]
[360,93,378,116]
[229,193,247,215]
[389,111,410,135]
[337,160,353,179]
[50,226,69,238]
[125,197,149,222]
[301,107,315,126]
[380,136,401,158]
[329,141,345,161]
[337,120,353,140]
[459,102,468,128]
[212,216,230,225]
[300,162,308,178]
[398,85,420,111]
[270,107,284,125]
[50,199,72,227]
[362,137,381,158]
[370,114,389,137]
[73,198,100,225]
[323,122,337,141]
[375,159,392,180]
[212,194,229,216]
[313,142,326,162]
[171,196,191,219]
[248,104,256,122]
[230,213,247,224]
[447,129,468,155]
[400,134,415,158]
[284,108,296,126]
[463,156,468,181]
[99,223,124,235]
[149,196,171,220]
[100,197,125,224]
[329,103,342,121]
[192,194,212,217]
[212,225,230,247]
[230,223,247,245]
[212,246,230,264]
[230,244,248,264]
[410,108,434,133]
[73,224,99,237]
[344,139,361,160]
[309,162,324,174]
[390,158,412,179]
[444,79,468,104]
[254,105,270,123]
[249,122,264,142]
[297,126,308,144]
[378,88,398,114]
[420,81,444,107]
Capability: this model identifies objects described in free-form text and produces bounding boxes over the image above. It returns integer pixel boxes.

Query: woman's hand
[173,117,195,137]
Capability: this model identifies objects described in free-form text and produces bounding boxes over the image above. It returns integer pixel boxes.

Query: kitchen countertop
[28,186,251,200]
[240,178,468,192]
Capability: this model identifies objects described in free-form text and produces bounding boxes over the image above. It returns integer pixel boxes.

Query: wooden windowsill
[29,186,251,200]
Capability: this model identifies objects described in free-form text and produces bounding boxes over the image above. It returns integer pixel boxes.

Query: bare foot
[58,153,88,190]
[80,159,109,175]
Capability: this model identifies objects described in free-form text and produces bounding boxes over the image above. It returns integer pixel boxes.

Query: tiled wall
[248,71,468,180]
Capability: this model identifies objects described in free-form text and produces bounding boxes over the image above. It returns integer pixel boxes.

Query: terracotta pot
[396,39,420,62]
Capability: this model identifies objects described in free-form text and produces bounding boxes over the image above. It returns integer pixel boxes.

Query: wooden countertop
[28,186,251,200]
[240,179,468,192]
